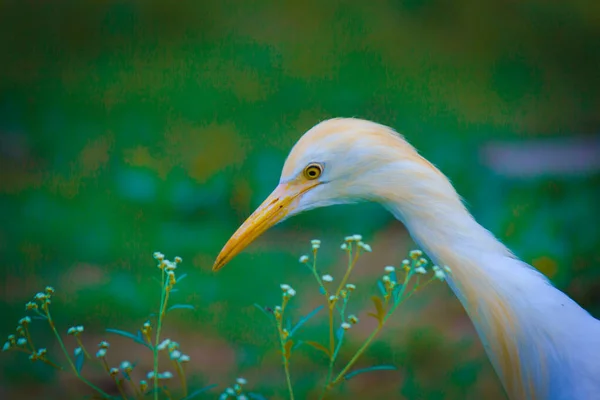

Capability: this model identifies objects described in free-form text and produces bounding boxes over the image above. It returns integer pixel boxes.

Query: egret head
[212,118,436,271]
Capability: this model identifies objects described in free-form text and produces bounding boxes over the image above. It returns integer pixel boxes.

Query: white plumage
[214,118,600,399]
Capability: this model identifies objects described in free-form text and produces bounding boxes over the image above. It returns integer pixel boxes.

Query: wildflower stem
[153,268,168,400]
[327,306,335,359]
[44,308,111,398]
[114,377,128,400]
[127,375,144,400]
[173,360,188,397]
[40,357,64,370]
[75,337,91,359]
[334,246,359,296]
[277,299,294,400]
[329,325,382,388]
[23,326,36,353]
[100,357,110,373]
[329,270,415,389]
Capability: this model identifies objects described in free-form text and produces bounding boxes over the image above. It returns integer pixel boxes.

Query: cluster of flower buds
[147,370,173,380]
[220,377,249,400]
[28,348,47,362]
[96,340,109,358]
[141,320,152,342]
[67,325,84,336]
[340,234,372,252]
[432,265,450,281]
[30,286,55,311]
[153,252,182,289]
[280,284,296,299]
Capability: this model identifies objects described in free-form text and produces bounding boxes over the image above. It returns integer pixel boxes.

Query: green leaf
[176,273,188,283]
[335,326,344,341]
[292,340,304,350]
[289,305,324,336]
[106,328,152,349]
[180,384,218,399]
[344,365,397,380]
[167,304,195,312]
[377,280,386,297]
[75,350,84,373]
[371,296,385,325]
[248,393,268,400]
[304,340,330,357]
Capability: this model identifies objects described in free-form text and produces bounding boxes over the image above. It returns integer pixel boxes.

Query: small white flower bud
[358,242,372,252]
[345,283,356,291]
[170,350,181,360]
[286,288,296,297]
[158,371,173,379]
[340,243,348,250]
[322,274,333,282]
[153,252,165,261]
[96,349,107,358]
[414,266,427,274]
[341,322,351,330]
[17,338,27,346]
[352,234,362,241]
[299,255,309,263]
[280,284,291,291]
[384,266,395,273]
[179,354,190,362]
[157,339,171,351]
[409,250,423,259]
[237,377,247,385]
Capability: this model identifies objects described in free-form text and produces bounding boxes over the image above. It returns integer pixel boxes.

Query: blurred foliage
[1,1,599,399]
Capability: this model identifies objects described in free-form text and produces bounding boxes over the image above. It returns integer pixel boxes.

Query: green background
[1,1,599,399]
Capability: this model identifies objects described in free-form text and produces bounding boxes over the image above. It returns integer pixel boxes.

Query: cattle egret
[213,118,600,400]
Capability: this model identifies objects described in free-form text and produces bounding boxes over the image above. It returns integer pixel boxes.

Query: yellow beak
[212,181,319,271]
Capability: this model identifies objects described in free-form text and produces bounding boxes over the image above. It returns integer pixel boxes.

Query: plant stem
[276,299,294,400]
[173,360,188,397]
[114,377,128,400]
[335,247,359,296]
[24,326,36,353]
[44,307,111,398]
[328,270,415,390]
[75,336,92,359]
[153,268,168,400]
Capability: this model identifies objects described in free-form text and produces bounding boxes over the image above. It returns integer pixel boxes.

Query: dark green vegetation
[1,1,599,399]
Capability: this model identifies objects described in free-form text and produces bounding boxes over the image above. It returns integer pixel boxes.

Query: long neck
[377,161,600,400]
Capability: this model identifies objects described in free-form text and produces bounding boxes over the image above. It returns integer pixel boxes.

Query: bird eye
[303,163,323,180]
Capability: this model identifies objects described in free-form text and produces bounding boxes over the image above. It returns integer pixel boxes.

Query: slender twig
[153,268,167,400]
[44,307,111,398]
[328,270,415,388]
[173,360,188,397]
[277,297,295,400]
[75,336,91,359]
